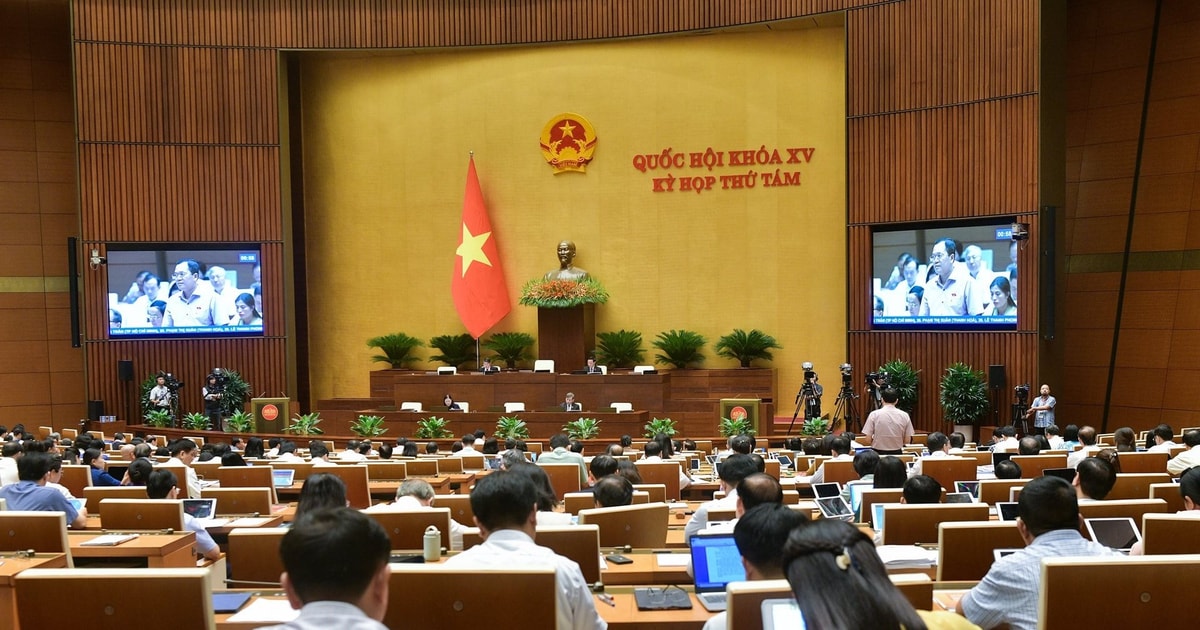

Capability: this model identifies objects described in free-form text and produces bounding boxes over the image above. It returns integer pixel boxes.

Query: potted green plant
[367,332,424,369]
[226,410,255,433]
[719,416,755,437]
[284,411,324,436]
[939,362,989,434]
[643,417,677,439]
[144,409,172,428]
[594,329,645,369]
[181,412,210,431]
[416,416,453,439]
[878,359,920,415]
[800,417,831,437]
[429,333,476,368]
[563,417,601,440]
[494,416,530,440]
[350,414,389,438]
[482,332,536,369]
[652,329,706,369]
[714,328,782,368]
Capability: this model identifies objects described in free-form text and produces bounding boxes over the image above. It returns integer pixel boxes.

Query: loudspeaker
[118,360,133,382]
[87,400,104,422]
[988,365,1006,389]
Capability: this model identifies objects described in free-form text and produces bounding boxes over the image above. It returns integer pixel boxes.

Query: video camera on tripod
[1013,383,1030,405]
[159,371,183,392]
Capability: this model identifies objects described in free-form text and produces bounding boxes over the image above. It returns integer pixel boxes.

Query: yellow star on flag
[456,223,493,277]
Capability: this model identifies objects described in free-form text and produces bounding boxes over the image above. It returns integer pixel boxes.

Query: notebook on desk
[688,531,746,612]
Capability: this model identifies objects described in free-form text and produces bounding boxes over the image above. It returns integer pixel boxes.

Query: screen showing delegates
[106,246,263,338]
[872,222,1018,329]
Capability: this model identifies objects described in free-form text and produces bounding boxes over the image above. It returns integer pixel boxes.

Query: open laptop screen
[182,498,216,519]
[272,469,295,487]
[689,533,746,592]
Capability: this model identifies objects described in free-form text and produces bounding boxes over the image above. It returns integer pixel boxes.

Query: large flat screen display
[106,245,263,338]
[872,221,1018,329]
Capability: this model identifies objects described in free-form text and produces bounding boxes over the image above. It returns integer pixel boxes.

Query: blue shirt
[90,467,122,487]
[961,528,1117,630]
[0,481,79,523]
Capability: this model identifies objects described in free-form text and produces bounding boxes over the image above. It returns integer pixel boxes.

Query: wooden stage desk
[67,531,196,568]
[322,409,651,440]
[372,370,669,412]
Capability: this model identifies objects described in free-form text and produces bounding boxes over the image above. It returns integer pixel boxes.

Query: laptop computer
[816,496,855,521]
[1085,517,1142,553]
[995,501,1020,522]
[688,532,746,612]
[1042,467,1076,483]
[944,492,974,504]
[954,480,980,499]
[761,598,805,630]
[776,454,793,469]
[182,498,216,519]
[271,468,295,488]
[847,483,867,516]
[992,548,1020,562]
[991,451,1015,467]
[812,482,842,499]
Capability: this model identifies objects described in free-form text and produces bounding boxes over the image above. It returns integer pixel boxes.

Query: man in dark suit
[560,392,582,411]
[584,358,602,374]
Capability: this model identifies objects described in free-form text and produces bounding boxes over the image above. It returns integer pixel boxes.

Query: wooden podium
[251,397,289,433]
[537,304,595,373]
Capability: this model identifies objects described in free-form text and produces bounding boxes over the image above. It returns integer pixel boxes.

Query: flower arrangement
[519,277,609,308]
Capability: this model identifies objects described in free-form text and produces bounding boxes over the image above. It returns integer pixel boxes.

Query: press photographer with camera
[861,387,913,455]
[149,371,181,425]
[202,370,226,430]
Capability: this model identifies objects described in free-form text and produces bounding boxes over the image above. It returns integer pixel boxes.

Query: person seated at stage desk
[544,240,589,281]
[583,357,602,374]
[443,394,462,411]
[560,392,582,412]
[480,358,499,373]
[261,507,392,630]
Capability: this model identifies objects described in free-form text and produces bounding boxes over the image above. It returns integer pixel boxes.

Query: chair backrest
[708,507,737,523]
[820,460,859,485]
[61,428,78,439]
[1142,513,1200,555]
[563,492,596,515]
[400,401,423,412]
[533,359,554,373]
[98,498,185,531]
[634,461,681,500]
[269,460,315,481]
[920,457,978,491]
[632,483,667,504]
[226,528,287,587]
[321,465,372,509]
[201,487,274,516]
[405,459,440,477]
[436,457,463,473]
[458,524,603,583]
[1078,499,1168,538]
[880,503,990,545]
[978,478,1028,505]
[431,494,474,526]
[437,366,457,375]
[503,402,525,413]
[763,458,781,480]
[459,454,486,471]
[1010,454,1068,479]
[17,568,214,629]
[727,579,791,630]
[632,365,655,374]
[858,488,903,527]
[1108,473,1172,500]
[83,486,148,505]
[37,425,53,440]
[1039,554,1200,629]
[216,465,277,504]
[610,402,633,413]
[1115,451,1169,474]
[937,520,1025,581]
[384,566,556,630]
[58,465,92,497]
[365,461,408,481]
[364,508,451,550]
[957,450,992,467]
[1149,483,1185,512]
[537,463,582,499]
[0,511,72,564]
[577,502,669,548]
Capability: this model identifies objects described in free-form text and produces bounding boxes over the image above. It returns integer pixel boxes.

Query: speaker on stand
[988,364,1006,430]
[118,360,134,426]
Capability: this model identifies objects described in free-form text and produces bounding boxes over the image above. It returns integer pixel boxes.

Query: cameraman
[202,373,223,430]
[861,387,913,455]
[1025,384,1056,435]
[148,373,172,414]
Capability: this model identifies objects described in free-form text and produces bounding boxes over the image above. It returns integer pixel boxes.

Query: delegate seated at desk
[0,452,87,528]
[561,392,582,412]
[443,394,461,411]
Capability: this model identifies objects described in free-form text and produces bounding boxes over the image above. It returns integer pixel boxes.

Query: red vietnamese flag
[453,156,510,338]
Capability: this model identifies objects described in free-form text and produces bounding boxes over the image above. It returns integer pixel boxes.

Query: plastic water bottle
[423,525,441,562]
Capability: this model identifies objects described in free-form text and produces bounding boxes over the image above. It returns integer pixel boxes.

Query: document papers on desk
[874,545,937,569]
[655,554,691,567]
[79,533,139,546]
[226,598,299,624]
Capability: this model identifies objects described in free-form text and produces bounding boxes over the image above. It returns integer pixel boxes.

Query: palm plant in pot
[652,329,706,369]
[367,332,424,369]
[429,333,476,368]
[939,362,989,431]
[482,332,535,369]
[594,329,645,369]
[714,328,781,368]
[878,359,920,414]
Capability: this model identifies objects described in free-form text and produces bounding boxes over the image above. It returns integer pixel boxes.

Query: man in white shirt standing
[861,388,914,455]
[445,470,606,630]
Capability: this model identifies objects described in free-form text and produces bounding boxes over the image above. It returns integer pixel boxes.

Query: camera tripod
[1010,398,1029,434]
[832,384,860,433]
[786,380,822,435]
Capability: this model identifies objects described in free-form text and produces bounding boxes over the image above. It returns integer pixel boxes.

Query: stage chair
[436,366,457,375]
[858,489,903,527]
[16,568,213,629]
[1039,554,1200,628]
[226,528,286,587]
[202,487,274,516]
[457,401,469,412]
[1078,499,1168,539]
[1115,451,1169,474]
[503,402,526,413]
[727,579,791,630]
[364,508,451,550]
[578,502,669,548]
[432,494,474,526]
[400,401,422,412]
[533,359,554,373]
[977,478,1028,505]
[98,498,185,531]
[384,566,556,630]
[920,457,977,492]
[365,461,408,481]
[1149,483,1184,512]
[1141,513,1200,555]
[270,460,314,482]
[610,402,633,413]
[404,459,439,477]
[635,460,683,501]
[537,463,582,500]
[597,365,608,374]
[937,521,1025,581]
[217,465,277,503]
[819,460,859,485]
[83,486,148,504]
[632,365,656,374]
[0,511,73,566]
[321,465,372,509]
[1108,473,1171,500]
[879,503,989,545]
[58,465,92,497]
[1010,454,1068,479]
[632,483,667,504]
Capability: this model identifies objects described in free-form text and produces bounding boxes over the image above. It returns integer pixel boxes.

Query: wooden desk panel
[376,371,669,412]
[601,553,691,586]
[0,553,69,630]
[68,532,196,568]
[322,410,650,441]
